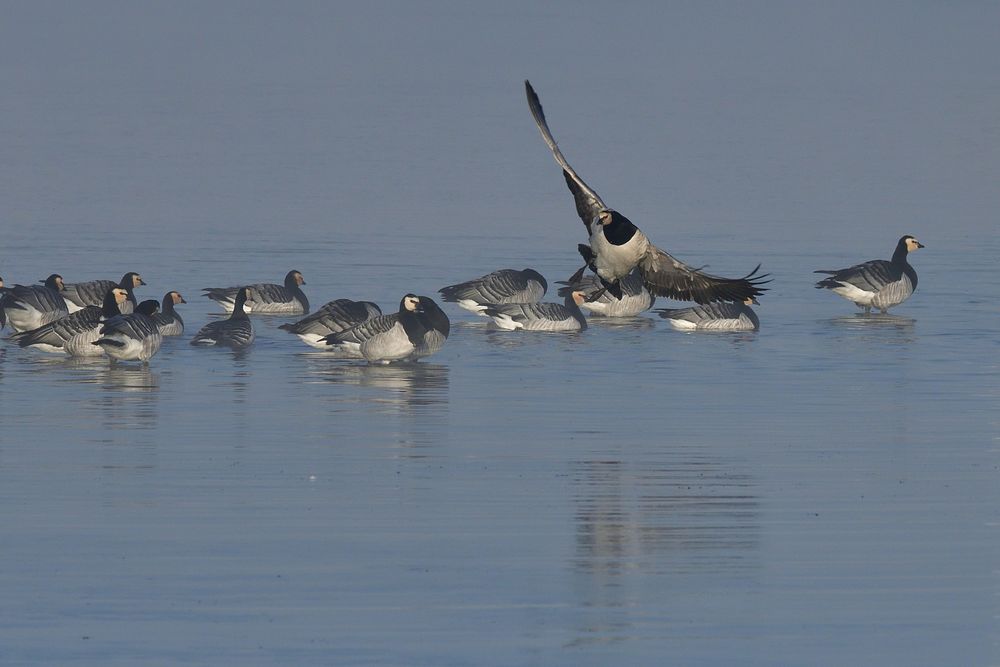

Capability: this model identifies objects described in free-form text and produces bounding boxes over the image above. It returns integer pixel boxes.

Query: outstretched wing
[525,80,606,233]
[639,245,770,304]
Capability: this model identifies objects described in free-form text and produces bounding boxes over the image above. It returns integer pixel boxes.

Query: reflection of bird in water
[824,313,917,344]
[302,357,450,409]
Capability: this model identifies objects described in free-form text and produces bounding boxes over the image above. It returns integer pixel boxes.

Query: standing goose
[557,269,654,318]
[0,274,69,333]
[322,294,447,364]
[62,272,145,314]
[438,268,548,315]
[190,287,255,348]
[11,288,129,355]
[483,291,588,332]
[202,270,308,315]
[525,80,769,303]
[279,299,382,349]
[815,235,924,313]
[93,299,163,362]
[657,298,760,331]
[151,291,186,336]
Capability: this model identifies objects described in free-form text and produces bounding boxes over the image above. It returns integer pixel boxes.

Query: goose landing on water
[203,270,308,315]
[524,80,769,304]
[815,236,924,314]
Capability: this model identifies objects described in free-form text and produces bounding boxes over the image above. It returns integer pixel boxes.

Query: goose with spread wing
[524,80,769,304]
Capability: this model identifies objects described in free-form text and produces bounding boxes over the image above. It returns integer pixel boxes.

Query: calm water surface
[1,3,998,666]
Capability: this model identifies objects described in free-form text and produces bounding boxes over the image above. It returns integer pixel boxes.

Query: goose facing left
[92,299,163,362]
[0,274,69,333]
[525,80,769,304]
[190,287,255,348]
[203,270,308,315]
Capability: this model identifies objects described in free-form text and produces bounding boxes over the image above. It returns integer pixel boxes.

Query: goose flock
[0,81,925,365]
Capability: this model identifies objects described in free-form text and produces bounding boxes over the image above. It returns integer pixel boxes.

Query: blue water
[1,3,998,666]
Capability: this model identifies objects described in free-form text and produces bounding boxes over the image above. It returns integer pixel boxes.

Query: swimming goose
[93,299,163,362]
[439,268,548,315]
[0,274,69,333]
[657,298,760,331]
[11,288,128,355]
[557,269,654,317]
[322,294,449,363]
[278,298,382,348]
[62,272,145,314]
[190,287,255,348]
[151,291,186,336]
[815,236,924,313]
[525,81,769,303]
[483,291,588,332]
[202,270,308,314]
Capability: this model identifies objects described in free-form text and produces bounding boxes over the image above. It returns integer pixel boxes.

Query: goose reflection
[568,456,758,646]
[300,354,450,409]
[824,313,916,344]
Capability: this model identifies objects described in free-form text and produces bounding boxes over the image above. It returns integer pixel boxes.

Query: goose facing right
[151,291,186,336]
[483,291,588,332]
[62,272,145,314]
[814,235,924,313]
[190,287,255,348]
[203,270,308,315]
[11,287,128,355]
[279,299,382,349]
[322,294,449,364]
[93,299,163,362]
[438,268,547,315]
[557,269,654,318]
[657,298,760,331]
[0,274,69,333]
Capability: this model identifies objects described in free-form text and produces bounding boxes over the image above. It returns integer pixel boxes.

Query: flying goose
[524,80,769,303]
[557,269,653,317]
[322,294,449,363]
[279,298,383,348]
[62,272,145,314]
[814,236,924,313]
[11,288,129,355]
[190,287,255,348]
[483,291,588,332]
[439,268,548,315]
[0,274,69,333]
[657,297,760,331]
[151,291,186,336]
[202,270,308,314]
[93,299,163,362]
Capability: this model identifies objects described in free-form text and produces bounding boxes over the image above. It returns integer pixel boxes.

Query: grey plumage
[61,272,145,314]
[439,268,547,315]
[0,274,69,333]
[151,291,186,336]
[11,288,128,355]
[323,294,449,363]
[657,300,760,331]
[525,80,769,304]
[202,270,308,314]
[279,298,382,348]
[557,269,653,317]
[93,299,163,362]
[483,291,588,332]
[815,236,924,313]
[190,287,255,348]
